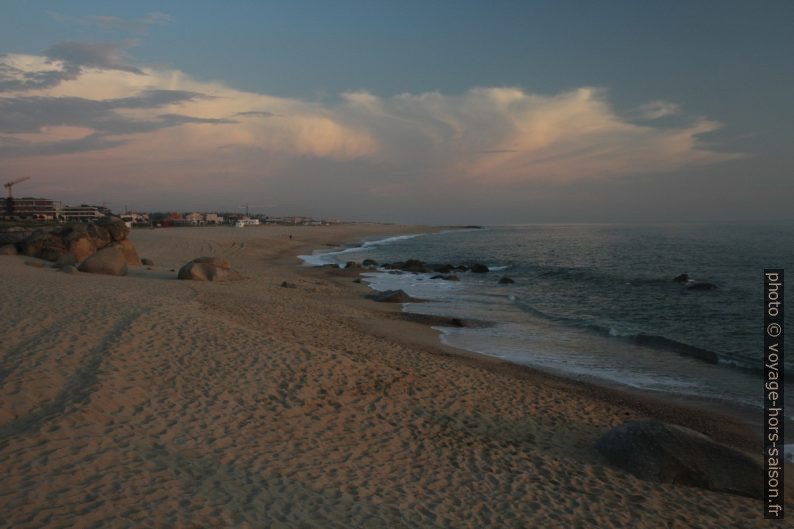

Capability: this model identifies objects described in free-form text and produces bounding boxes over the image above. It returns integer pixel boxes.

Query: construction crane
[4,176,30,198]
[4,176,30,216]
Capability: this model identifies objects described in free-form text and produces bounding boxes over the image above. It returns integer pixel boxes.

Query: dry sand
[0,224,789,528]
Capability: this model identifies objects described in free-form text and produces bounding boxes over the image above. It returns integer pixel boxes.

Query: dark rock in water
[0,244,18,256]
[401,259,427,273]
[320,263,340,269]
[470,263,489,273]
[455,265,469,272]
[141,258,154,266]
[498,276,514,284]
[432,264,455,274]
[450,318,464,327]
[672,273,689,283]
[431,274,459,281]
[345,261,361,269]
[362,259,378,267]
[596,420,763,498]
[687,282,717,291]
[369,289,421,303]
[280,281,297,288]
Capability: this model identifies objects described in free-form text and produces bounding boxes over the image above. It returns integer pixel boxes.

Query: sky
[0,0,792,224]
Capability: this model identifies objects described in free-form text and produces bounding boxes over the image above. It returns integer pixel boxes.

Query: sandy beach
[0,224,789,528]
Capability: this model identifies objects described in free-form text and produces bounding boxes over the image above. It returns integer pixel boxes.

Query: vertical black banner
[764,269,784,519]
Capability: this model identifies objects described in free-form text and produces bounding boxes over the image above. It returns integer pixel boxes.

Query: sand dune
[0,225,786,528]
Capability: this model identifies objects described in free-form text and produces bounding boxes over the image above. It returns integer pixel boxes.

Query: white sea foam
[298,232,427,266]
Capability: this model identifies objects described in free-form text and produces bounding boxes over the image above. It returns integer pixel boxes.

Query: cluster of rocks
[339,258,515,284]
[673,273,718,291]
[0,217,141,276]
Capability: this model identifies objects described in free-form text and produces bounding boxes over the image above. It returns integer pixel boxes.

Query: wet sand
[0,224,789,528]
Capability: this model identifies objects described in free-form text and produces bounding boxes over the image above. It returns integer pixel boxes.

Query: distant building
[60,205,105,222]
[205,213,224,224]
[1,197,62,220]
[184,212,204,225]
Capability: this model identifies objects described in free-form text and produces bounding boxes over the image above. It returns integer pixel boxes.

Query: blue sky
[0,1,791,222]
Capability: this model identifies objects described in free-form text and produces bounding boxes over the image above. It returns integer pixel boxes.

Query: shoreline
[2,222,791,527]
[295,236,767,454]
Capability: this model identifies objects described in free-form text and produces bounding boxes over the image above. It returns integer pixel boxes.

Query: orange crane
[4,176,30,198]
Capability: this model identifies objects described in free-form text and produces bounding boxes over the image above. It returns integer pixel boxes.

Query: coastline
[0,223,790,527]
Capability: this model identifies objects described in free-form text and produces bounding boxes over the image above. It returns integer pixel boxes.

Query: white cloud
[0,52,740,198]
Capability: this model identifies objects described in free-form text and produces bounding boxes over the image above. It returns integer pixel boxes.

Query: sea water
[301,223,793,423]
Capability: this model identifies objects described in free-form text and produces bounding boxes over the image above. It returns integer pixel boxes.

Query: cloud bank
[0,47,739,216]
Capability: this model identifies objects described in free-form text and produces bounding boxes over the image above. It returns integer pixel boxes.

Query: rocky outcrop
[78,246,128,276]
[470,263,489,273]
[110,239,142,266]
[596,420,763,498]
[23,232,67,261]
[97,216,130,242]
[177,257,236,282]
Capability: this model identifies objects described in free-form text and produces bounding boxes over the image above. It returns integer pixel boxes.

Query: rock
[352,277,362,284]
[320,263,340,269]
[280,281,297,288]
[66,236,96,263]
[432,264,455,274]
[431,274,459,281]
[369,290,421,303]
[362,259,378,267]
[596,420,763,498]
[141,258,154,266]
[110,239,142,266]
[450,318,465,327]
[61,265,79,274]
[178,261,227,282]
[79,246,128,276]
[97,216,130,241]
[401,259,428,273]
[23,232,67,261]
[470,263,490,273]
[54,254,77,269]
[673,273,689,283]
[498,276,514,284]
[345,261,361,269]
[64,224,112,250]
[687,282,717,291]
[0,244,17,256]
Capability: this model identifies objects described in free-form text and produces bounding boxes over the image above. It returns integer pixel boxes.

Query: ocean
[300,223,792,420]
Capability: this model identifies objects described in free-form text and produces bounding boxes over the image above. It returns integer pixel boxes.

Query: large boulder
[78,246,128,276]
[66,235,97,263]
[178,257,233,281]
[110,239,142,266]
[64,224,111,250]
[596,420,763,498]
[23,232,67,261]
[97,216,130,241]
